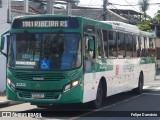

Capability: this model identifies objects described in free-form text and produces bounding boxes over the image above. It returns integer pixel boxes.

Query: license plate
[32,93,44,99]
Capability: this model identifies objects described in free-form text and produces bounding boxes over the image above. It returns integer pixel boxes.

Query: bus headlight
[7,78,16,90]
[63,79,80,93]
[72,80,79,87]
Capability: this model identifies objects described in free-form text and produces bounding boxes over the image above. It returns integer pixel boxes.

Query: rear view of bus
[3,15,83,107]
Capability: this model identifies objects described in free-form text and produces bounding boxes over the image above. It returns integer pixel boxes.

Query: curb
[0,101,9,108]
[0,100,22,108]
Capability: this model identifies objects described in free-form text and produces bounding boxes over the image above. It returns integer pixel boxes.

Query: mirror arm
[0,51,7,57]
[1,31,10,36]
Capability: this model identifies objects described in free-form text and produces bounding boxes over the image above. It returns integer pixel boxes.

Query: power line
[92,0,98,6]
[88,0,94,7]
[79,2,160,7]
[109,2,160,6]
[124,0,139,12]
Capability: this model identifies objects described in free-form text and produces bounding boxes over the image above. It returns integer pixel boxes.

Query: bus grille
[18,91,60,99]
[12,72,67,81]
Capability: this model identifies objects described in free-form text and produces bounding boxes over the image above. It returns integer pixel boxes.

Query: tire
[134,73,144,94]
[36,104,53,108]
[91,82,104,109]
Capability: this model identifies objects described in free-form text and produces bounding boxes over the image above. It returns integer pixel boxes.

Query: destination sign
[12,17,79,29]
[22,21,68,28]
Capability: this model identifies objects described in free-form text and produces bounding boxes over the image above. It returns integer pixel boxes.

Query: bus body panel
[2,15,156,106]
[83,58,155,103]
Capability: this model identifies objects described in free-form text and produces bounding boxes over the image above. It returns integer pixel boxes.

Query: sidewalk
[0,92,22,108]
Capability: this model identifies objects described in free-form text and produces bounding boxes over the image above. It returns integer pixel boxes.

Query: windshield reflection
[8,33,81,70]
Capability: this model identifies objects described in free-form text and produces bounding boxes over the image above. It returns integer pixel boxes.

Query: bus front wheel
[91,82,104,109]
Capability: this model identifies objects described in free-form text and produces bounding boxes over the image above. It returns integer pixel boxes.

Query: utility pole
[67,2,71,15]
[7,0,11,22]
[103,0,108,21]
[24,0,29,13]
[47,0,54,14]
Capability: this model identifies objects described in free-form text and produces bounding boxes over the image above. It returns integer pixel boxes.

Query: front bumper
[6,83,83,104]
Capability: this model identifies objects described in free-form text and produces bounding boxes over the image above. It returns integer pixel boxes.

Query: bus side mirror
[0,36,5,51]
[0,31,9,57]
[88,38,94,51]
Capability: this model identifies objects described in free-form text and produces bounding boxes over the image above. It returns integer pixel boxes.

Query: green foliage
[137,10,160,32]
[137,20,151,31]
[138,0,150,20]
[154,10,160,24]
[138,0,150,13]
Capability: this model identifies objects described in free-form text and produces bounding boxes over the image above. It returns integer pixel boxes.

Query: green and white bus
[0,15,156,108]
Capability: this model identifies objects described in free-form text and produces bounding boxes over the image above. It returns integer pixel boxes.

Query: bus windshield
[8,33,81,70]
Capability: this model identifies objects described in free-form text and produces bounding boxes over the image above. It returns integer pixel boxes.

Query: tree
[138,0,150,20]
[137,20,151,32]
[154,10,160,24]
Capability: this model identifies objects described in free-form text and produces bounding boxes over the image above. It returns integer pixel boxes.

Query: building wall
[0,0,10,36]
[0,0,10,92]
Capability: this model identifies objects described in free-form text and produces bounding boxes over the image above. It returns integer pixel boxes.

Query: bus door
[84,35,96,72]
[83,34,98,102]
[0,31,10,92]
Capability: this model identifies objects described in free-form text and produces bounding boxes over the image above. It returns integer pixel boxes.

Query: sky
[78,0,160,17]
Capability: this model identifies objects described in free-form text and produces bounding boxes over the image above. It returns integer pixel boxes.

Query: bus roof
[101,21,155,38]
[11,14,112,30]
[101,21,139,34]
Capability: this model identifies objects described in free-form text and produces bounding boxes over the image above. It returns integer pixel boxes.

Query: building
[110,9,143,24]
[0,0,10,92]
[54,8,129,23]
[10,0,144,24]
[10,0,129,23]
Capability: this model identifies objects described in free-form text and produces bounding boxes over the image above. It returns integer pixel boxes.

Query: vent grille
[13,72,67,81]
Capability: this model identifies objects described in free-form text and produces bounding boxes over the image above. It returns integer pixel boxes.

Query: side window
[109,31,117,58]
[84,35,95,59]
[97,29,103,58]
[146,37,149,57]
[125,34,133,58]
[83,25,96,60]
[139,36,143,57]
[118,32,125,58]
[103,30,108,58]
[142,37,148,57]
[133,35,139,57]
[149,38,155,57]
